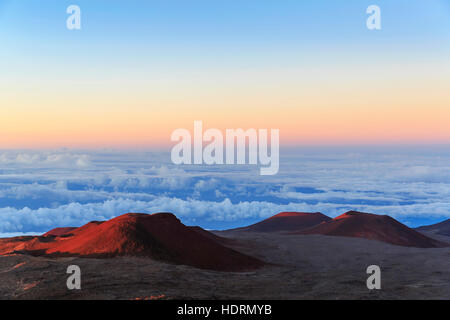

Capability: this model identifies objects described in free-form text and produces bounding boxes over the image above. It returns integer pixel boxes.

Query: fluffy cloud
[0,148,449,234]
[0,151,92,168]
[0,196,449,234]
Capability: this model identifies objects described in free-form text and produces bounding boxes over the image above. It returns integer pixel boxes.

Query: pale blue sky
[1,0,449,74]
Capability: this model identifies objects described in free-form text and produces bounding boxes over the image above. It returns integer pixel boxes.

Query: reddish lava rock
[0,213,263,272]
[237,212,331,232]
[301,211,448,248]
[43,227,77,237]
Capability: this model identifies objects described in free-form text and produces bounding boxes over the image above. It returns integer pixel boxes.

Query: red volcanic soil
[301,211,448,248]
[416,219,450,237]
[43,227,77,237]
[237,212,331,232]
[0,213,263,272]
[188,226,234,245]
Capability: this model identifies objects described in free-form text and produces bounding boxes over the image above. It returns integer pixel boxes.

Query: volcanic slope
[237,212,331,232]
[300,211,448,248]
[416,219,450,237]
[0,213,263,271]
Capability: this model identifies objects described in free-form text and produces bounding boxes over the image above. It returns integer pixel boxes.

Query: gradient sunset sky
[0,0,449,148]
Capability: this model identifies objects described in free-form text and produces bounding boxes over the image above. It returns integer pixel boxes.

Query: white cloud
[0,151,92,168]
[0,148,449,234]
[0,196,449,234]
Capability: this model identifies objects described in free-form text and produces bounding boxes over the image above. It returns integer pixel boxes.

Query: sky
[0,0,449,147]
[0,1,449,234]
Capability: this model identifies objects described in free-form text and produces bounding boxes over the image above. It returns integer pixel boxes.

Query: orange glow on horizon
[1,59,449,149]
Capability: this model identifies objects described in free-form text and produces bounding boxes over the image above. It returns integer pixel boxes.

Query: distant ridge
[235,212,331,232]
[300,211,448,248]
[0,213,263,272]
[416,219,450,237]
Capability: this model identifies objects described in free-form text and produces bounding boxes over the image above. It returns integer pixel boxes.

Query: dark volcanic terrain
[416,219,450,237]
[0,212,449,300]
[0,229,449,299]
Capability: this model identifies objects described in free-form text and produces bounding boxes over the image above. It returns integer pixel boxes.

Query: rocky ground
[0,231,449,300]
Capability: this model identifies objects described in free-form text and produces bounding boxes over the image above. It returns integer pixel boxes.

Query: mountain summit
[0,213,263,272]
[301,211,447,248]
[236,212,331,232]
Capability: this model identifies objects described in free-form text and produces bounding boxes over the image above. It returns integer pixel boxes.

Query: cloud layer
[0,148,449,234]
